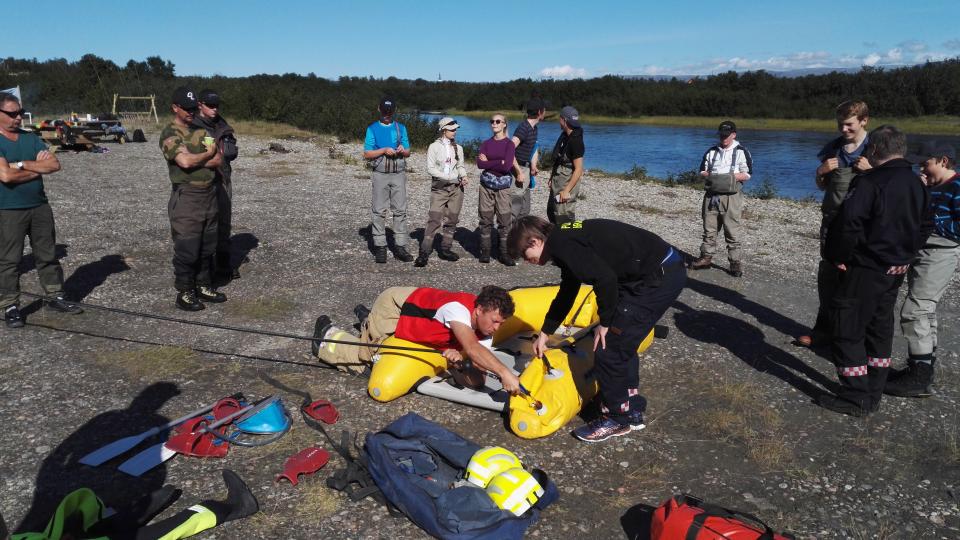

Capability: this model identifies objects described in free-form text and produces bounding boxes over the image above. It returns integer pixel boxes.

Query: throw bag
[364,413,559,540]
[650,494,794,540]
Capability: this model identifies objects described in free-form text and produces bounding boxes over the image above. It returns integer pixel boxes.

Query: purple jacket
[477,137,516,176]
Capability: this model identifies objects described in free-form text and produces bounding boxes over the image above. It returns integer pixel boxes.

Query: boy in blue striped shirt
[886,141,959,397]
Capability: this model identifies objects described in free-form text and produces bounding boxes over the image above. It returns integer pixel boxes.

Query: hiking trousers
[478,185,512,254]
[547,164,579,224]
[830,265,903,409]
[420,180,464,255]
[596,252,686,422]
[900,236,960,357]
[700,191,744,262]
[0,204,65,307]
[315,286,416,374]
[168,184,218,292]
[371,171,409,249]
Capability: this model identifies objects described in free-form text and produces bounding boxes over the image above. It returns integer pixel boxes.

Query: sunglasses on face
[490,119,504,125]
[0,109,24,118]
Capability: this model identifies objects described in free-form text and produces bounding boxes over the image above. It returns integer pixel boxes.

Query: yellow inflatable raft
[367,285,654,439]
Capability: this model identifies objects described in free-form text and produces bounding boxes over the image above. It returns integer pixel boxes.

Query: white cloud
[898,40,928,53]
[538,65,587,79]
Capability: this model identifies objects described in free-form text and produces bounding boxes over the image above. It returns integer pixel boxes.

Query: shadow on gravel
[684,276,808,339]
[64,254,131,301]
[17,243,69,273]
[413,226,481,258]
[230,232,259,269]
[621,503,656,539]
[672,300,836,400]
[16,382,180,533]
[358,225,413,253]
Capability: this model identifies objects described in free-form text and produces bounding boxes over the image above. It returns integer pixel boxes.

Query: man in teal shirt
[363,98,413,263]
[0,92,81,328]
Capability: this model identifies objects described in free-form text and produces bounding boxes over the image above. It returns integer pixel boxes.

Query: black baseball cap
[198,89,220,106]
[379,98,397,115]
[717,120,737,136]
[907,140,956,164]
[172,87,198,110]
[525,97,545,112]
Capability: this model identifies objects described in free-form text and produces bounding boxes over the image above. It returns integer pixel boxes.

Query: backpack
[650,494,795,540]
[331,413,558,540]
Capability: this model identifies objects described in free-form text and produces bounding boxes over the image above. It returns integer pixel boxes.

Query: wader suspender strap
[315,422,402,517]
[709,146,740,175]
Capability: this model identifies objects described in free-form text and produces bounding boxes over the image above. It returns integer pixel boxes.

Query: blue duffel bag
[363,413,558,539]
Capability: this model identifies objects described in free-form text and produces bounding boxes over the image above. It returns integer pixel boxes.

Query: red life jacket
[395,288,478,350]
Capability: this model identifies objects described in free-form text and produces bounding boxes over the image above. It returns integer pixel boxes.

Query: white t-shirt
[433,302,493,349]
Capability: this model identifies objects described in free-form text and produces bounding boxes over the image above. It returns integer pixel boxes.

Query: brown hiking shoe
[729,261,743,277]
[689,256,713,270]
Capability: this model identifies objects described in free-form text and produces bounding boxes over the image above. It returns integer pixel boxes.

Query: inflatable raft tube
[367,285,655,438]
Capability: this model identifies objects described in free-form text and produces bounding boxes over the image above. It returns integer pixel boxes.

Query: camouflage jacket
[159,122,215,186]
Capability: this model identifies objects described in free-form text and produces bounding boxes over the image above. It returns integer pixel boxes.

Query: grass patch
[249,480,340,532]
[687,378,793,471]
[225,296,297,320]
[614,201,672,215]
[231,119,318,138]
[256,161,298,179]
[90,346,199,379]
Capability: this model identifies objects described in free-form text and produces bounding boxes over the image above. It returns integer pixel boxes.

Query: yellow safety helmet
[465,446,523,488]
[485,468,544,517]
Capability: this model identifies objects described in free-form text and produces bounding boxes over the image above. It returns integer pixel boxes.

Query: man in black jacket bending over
[508,216,686,442]
[818,125,929,416]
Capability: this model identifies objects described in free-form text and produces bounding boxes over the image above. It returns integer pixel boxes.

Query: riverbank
[447,109,960,136]
[1,132,957,538]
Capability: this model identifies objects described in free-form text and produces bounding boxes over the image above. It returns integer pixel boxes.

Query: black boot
[393,245,414,262]
[311,315,332,357]
[374,246,387,264]
[884,358,935,398]
[818,369,872,416]
[498,252,517,266]
[479,248,491,264]
[414,253,429,267]
[437,248,459,261]
[199,469,259,523]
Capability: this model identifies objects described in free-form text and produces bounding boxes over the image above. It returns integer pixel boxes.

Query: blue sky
[8,1,958,81]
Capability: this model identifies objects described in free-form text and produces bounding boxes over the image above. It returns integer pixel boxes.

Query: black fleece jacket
[824,158,930,270]
[542,219,671,333]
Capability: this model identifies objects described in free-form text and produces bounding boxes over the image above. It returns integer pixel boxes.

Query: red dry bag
[650,494,794,540]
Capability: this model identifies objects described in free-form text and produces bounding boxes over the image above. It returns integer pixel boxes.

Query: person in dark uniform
[193,89,240,280]
[817,125,929,416]
[546,106,584,224]
[159,87,226,311]
[507,216,686,442]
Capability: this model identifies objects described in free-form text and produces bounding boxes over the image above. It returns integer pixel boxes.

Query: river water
[424,115,960,200]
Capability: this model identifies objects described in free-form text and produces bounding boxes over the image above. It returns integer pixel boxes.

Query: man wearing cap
[159,87,226,311]
[689,121,753,277]
[415,117,468,267]
[510,97,544,221]
[796,101,871,348]
[817,125,929,417]
[0,91,82,328]
[193,89,240,280]
[363,98,413,264]
[546,106,585,224]
[885,141,958,398]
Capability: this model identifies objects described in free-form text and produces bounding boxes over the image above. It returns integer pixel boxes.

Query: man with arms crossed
[0,92,81,328]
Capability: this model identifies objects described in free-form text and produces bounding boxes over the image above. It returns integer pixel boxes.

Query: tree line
[2,54,959,146]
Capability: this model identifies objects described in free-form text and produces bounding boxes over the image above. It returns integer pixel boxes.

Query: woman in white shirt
[416,117,469,267]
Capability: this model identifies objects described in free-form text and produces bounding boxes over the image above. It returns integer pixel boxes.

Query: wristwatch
[16,161,24,170]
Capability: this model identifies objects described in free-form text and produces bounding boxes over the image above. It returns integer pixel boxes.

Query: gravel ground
[1,133,958,539]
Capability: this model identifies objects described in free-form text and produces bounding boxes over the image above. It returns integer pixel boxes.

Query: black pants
[215,178,232,269]
[0,204,65,307]
[812,259,842,338]
[595,255,686,422]
[829,265,903,408]
[168,184,218,292]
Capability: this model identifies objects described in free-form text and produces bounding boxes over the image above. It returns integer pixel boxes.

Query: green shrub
[746,177,779,200]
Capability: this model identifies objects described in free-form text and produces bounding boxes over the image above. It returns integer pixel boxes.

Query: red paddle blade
[302,400,339,424]
[276,447,330,486]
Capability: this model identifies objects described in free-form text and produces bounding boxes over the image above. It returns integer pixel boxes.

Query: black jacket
[824,158,930,270]
[192,115,238,180]
[542,219,671,333]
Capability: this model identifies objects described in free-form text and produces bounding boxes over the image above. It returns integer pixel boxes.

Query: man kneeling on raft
[311,285,522,394]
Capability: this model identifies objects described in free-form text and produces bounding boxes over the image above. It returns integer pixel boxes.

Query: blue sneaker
[572,416,632,443]
[626,410,646,431]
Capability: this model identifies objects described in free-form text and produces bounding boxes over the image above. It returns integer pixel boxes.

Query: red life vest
[395,288,478,350]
